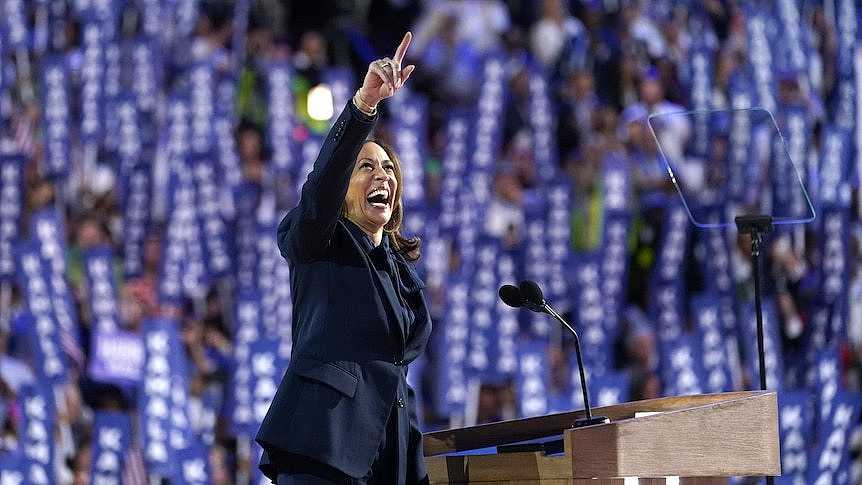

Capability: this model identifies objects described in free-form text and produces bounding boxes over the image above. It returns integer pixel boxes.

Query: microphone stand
[537,303,609,428]
[496,284,608,456]
[734,215,772,393]
[734,214,774,485]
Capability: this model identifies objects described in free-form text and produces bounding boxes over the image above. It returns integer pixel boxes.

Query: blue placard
[744,10,777,114]
[528,71,558,183]
[90,411,133,484]
[249,338,284,429]
[688,46,713,157]
[468,55,506,210]
[591,370,630,408]
[89,329,144,386]
[818,126,852,208]
[19,384,56,484]
[658,331,705,397]
[776,391,810,484]
[600,155,631,340]
[190,154,232,278]
[40,56,71,179]
[434,275,470,416]
[691,294,734,393]
[493,248,519,379]
[698,207,734,296]
[266,62,296,174]
[519,194,550,337]
[121,164,152,279]
[116,96,142,170]
[820,207,850,311]
[177,440,212,484]
[214,113,243,190]
[15,243,68,383]
[515,338,548,417]
[158,182,188,305]
[0,155,24,281]
[230,291,264,435]
[648,202,690,343]
[726,71,756,203]
[259,222,293,350]
[0,453,25,482]
[189,62,215,154]
[571,253,610,374]
[807,391,861,484]
[83,245,121,333]
[79,15,104,144]
[466,238,500,381]
[131,37,160,114]
[391,94,428,205]
[29,208,83,369]
[438,111,473,234]
[321,67,355,125]
[545,181,571,313]
[774,0,807,75]
[233,183,262,293]
[138,318,191,477]
[834,0,857,78]
[3,0,29,52]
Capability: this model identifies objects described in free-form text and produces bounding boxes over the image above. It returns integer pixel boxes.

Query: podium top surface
[423,391,775,457]
[424,391,780,480]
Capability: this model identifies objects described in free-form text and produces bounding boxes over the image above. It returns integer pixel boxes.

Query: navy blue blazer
[256,102,432,482]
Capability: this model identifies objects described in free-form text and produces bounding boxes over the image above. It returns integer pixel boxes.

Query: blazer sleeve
[277,101,377,262]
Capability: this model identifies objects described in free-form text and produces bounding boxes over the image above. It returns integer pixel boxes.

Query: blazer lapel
[392,253,431,350]
[338,221,407,346]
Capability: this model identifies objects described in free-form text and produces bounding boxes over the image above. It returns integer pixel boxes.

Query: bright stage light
[307,84,334,121]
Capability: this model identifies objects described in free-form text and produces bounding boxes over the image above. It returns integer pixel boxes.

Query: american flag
[123,445,148,485]
[12,111,36,159]
[58,328,86,373]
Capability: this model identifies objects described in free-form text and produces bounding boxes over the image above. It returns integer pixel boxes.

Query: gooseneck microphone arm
[541,303,598,425]
[502,281,609,428]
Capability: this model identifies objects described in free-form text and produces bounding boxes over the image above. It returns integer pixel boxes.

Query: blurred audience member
[529,0,586,72]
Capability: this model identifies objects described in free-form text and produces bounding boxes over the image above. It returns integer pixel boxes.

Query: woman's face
[344,142,398,235]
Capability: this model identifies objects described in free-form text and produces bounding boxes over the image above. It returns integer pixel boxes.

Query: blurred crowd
[1,0,861,483]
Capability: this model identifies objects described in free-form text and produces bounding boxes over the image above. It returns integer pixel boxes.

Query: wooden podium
[423,391,780,484]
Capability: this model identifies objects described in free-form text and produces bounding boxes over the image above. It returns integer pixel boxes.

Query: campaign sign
[40,56,71,179]
[90,411,133,484]
[19,384,56,484]
[15,242,67,383]
[0,155,24,281]
[89,330,144,385]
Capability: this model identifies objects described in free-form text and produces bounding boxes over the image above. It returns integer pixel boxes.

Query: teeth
[368,188,389,198]
[367,187,390,208]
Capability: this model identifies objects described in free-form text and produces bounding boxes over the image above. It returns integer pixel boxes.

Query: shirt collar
[343,218,389,253]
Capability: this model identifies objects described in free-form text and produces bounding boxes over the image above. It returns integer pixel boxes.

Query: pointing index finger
[392,31,412,65]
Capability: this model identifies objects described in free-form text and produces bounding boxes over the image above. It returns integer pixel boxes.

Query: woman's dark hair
[360,139,421,261]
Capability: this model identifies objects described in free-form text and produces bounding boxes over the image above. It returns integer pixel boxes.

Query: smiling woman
[255,32,431,485]
[345,141,398,245]
[344,139,420,258]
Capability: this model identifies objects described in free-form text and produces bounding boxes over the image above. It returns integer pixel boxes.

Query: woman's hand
[354,32,416,114]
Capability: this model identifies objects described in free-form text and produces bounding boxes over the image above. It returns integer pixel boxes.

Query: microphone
[501,280,609,428]
[498,284,526,308]
[499,283,545,313]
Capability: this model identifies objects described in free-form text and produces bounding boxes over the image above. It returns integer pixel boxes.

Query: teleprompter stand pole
[734,214,775,485]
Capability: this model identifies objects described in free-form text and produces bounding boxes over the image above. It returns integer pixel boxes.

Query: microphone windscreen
[519,279,544,305]
[498,284,525,308]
